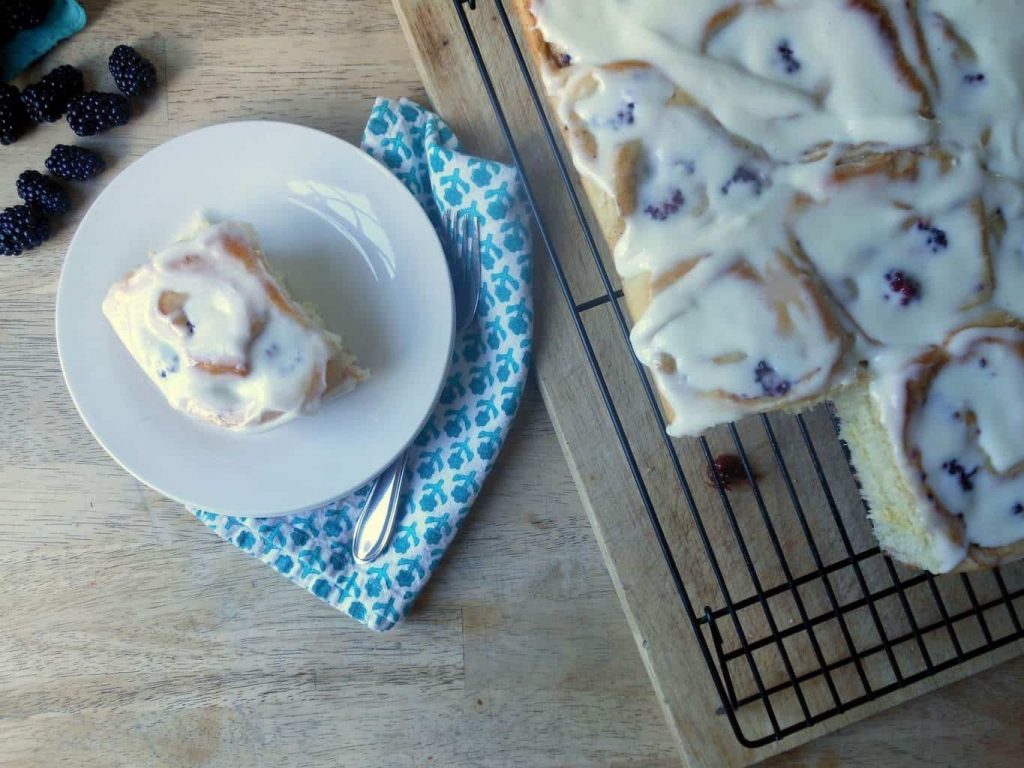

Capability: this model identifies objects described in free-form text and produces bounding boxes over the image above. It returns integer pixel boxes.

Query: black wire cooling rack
[451,0,1024,748]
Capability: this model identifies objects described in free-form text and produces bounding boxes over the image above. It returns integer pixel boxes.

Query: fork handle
[352,450,408,563]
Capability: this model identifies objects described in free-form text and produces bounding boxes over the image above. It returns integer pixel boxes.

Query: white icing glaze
[791,149,992,349]
[873,327,1024,570]
[103,219,363,431]
[631,247,845,435]
[915,0,1024,178]
[991,177,1024,319]
[526,0,1024,568]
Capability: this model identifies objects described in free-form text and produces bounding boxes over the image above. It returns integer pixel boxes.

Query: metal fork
[351,209,481,563]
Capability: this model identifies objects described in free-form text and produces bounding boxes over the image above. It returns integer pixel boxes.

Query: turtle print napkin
[193,97,533,631]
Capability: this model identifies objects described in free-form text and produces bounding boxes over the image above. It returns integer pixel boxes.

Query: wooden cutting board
[392,1,1024,765]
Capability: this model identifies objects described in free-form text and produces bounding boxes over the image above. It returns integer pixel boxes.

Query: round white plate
[57,121,454,516]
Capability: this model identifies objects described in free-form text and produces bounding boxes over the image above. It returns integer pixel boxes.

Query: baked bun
[103,218,366,431]
[513,0,1024,572]
[835,324,1024,572]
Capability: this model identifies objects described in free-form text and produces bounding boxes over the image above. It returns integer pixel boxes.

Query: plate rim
[55,119,455,517]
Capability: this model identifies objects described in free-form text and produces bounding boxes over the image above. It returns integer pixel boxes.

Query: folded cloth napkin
[2,0,86,80]
[194,98,533,631]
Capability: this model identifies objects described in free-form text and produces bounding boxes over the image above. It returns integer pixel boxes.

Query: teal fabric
[2,0,86,80]
[193,98,534,631]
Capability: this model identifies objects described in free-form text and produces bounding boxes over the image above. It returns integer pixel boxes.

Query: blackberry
[915,219,948,252]
[942,458,979,492]
[643,189,685,221]
[884,270,921,306]
[108,45,157,97]
[0,204,49,256]
[706,453,749,491]
[2,0,51,32]
[721,166,768,197]
[21,64,85,123]
[65,92,130,136]
[777,40,802,74]
[0,84,31,145]
[16,170,70,215]
[45,144,105,180]
[754,360,791,397]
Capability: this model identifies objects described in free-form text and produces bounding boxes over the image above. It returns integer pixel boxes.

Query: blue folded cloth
[194,98,533,631]
[2,0,86,80]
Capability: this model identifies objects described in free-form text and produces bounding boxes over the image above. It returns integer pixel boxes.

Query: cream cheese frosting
[103,218,365,431]
[871,326,1024,570]
[523,0,1024,569]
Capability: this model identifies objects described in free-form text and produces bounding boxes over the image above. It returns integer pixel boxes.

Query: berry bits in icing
[519,0,1024,572]
[103,218,367,432]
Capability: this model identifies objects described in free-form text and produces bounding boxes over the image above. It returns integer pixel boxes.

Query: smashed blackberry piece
[755,360,791,397]
[644,189,685,221]
[706,453,750,491]
[884,270,922,306]
[942,458,979,492]
[915,220,948,253]
[721,166,768,196]
[777,40,801,74]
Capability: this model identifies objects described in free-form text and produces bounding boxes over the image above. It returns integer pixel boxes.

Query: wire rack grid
[452,0,1024,748]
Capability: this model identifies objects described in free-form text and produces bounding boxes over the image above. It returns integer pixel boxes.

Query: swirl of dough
[789,147,994,350]
[558,62,778,278]
[631,248,850,436]
[103,220,366,431]
[889,325,1024,569]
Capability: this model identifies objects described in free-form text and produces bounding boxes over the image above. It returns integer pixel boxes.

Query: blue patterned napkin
[194,98,533,631]
[2,0,86,80]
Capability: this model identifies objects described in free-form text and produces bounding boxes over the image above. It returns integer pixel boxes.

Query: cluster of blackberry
[21,64,83,124]
[1,44,154,143]
[0,145,103,255]
[0,41,155,255]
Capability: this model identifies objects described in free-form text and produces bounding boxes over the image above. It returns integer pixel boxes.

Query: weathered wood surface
[394,1,1024,766]
[0,1,1020,766]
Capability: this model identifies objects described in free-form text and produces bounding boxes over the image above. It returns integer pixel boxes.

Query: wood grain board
[0,4,691,766]
[1,1,1023,766]
[393,1,1024,765]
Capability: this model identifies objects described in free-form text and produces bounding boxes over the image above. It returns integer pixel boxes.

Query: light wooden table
[0,2,1020,766]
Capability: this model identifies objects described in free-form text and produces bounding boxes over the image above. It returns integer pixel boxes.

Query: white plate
[57,121,454,516]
